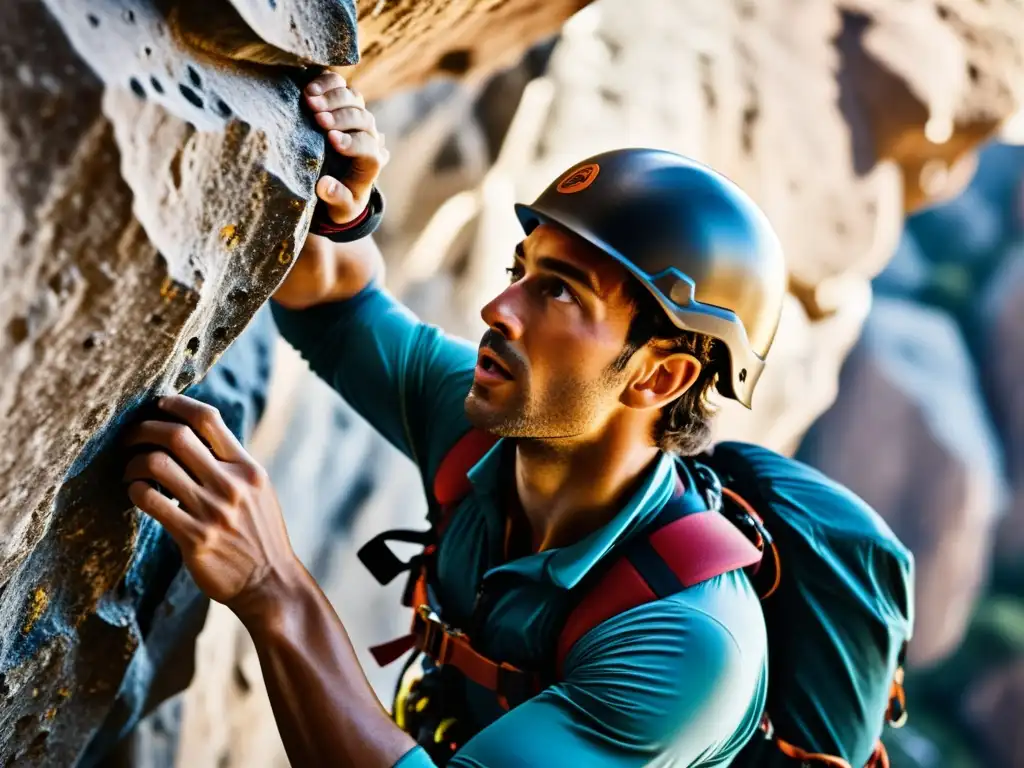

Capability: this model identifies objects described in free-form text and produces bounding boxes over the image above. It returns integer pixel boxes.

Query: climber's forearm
[239,560,416,768]
[272,233,386,310]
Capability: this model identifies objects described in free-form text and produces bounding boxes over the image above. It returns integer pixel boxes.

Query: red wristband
[311,203,370,236]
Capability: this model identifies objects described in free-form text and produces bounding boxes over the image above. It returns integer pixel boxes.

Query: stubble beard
[464,365,625,440]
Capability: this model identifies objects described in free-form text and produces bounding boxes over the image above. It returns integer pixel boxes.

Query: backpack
[357,430,915,767]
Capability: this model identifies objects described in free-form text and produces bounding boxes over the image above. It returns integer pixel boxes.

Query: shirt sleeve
[445,598,758,768]
[392,746,436,768]
[270,284,477,478]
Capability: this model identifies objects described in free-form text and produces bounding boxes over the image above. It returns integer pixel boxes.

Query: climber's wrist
[230,555,311,631]
[309,185,385,243]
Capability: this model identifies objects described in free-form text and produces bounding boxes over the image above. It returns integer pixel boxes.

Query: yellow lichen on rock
[22,588,49,635]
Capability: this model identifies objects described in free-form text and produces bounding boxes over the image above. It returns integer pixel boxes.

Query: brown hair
[612,280,722,455]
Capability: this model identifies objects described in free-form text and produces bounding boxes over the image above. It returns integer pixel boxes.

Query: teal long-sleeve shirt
[271,284,768,767]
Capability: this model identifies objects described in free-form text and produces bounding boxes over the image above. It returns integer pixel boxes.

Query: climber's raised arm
[270,72,476,475]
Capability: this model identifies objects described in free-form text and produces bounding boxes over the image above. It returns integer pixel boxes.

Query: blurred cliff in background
[800,140,1024,768]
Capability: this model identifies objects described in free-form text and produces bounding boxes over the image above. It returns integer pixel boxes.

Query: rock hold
[347,0,595,101]
[169,0,359,68]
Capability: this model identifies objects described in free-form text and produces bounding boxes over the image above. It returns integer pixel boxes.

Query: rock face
[0,0,323,759]
[0,0,323,578]
[799,297,1006,667]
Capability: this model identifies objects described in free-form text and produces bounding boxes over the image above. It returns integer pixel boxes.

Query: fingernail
[307,96,326,112]
[316,111,334,128]
[326,180,338,196]
[307,82,322,96]
[338,132,351,147]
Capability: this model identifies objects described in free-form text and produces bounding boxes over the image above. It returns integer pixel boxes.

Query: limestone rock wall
[0,0,326,585]
[0,0,322,762]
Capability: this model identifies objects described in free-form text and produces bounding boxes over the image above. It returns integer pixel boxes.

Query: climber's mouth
[475,348,514,385]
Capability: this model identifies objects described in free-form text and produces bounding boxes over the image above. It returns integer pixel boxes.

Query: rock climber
[122,70,790,766]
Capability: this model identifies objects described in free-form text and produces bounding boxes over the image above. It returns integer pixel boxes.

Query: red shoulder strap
[433,429,500,527]
[555,508,762,675]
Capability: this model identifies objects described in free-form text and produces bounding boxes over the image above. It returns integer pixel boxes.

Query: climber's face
[464,224,639,440]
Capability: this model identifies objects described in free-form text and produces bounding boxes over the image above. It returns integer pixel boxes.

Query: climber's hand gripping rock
[273,72,389,310]
[123,395,299,622]
[304,71,389,225]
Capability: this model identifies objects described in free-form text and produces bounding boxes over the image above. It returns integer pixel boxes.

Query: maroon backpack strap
[556,509,763,676]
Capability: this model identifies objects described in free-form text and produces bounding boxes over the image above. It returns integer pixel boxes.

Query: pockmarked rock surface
[799,297,1006,667]
[1,0,322,581]
[0,0,322,762]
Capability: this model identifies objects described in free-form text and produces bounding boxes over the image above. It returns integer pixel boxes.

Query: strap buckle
[414,604,464,665]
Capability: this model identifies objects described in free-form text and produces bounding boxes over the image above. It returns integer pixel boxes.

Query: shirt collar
[466,439,679,589]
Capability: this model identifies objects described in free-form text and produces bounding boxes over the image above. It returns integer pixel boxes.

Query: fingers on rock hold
[305,71,346,97]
